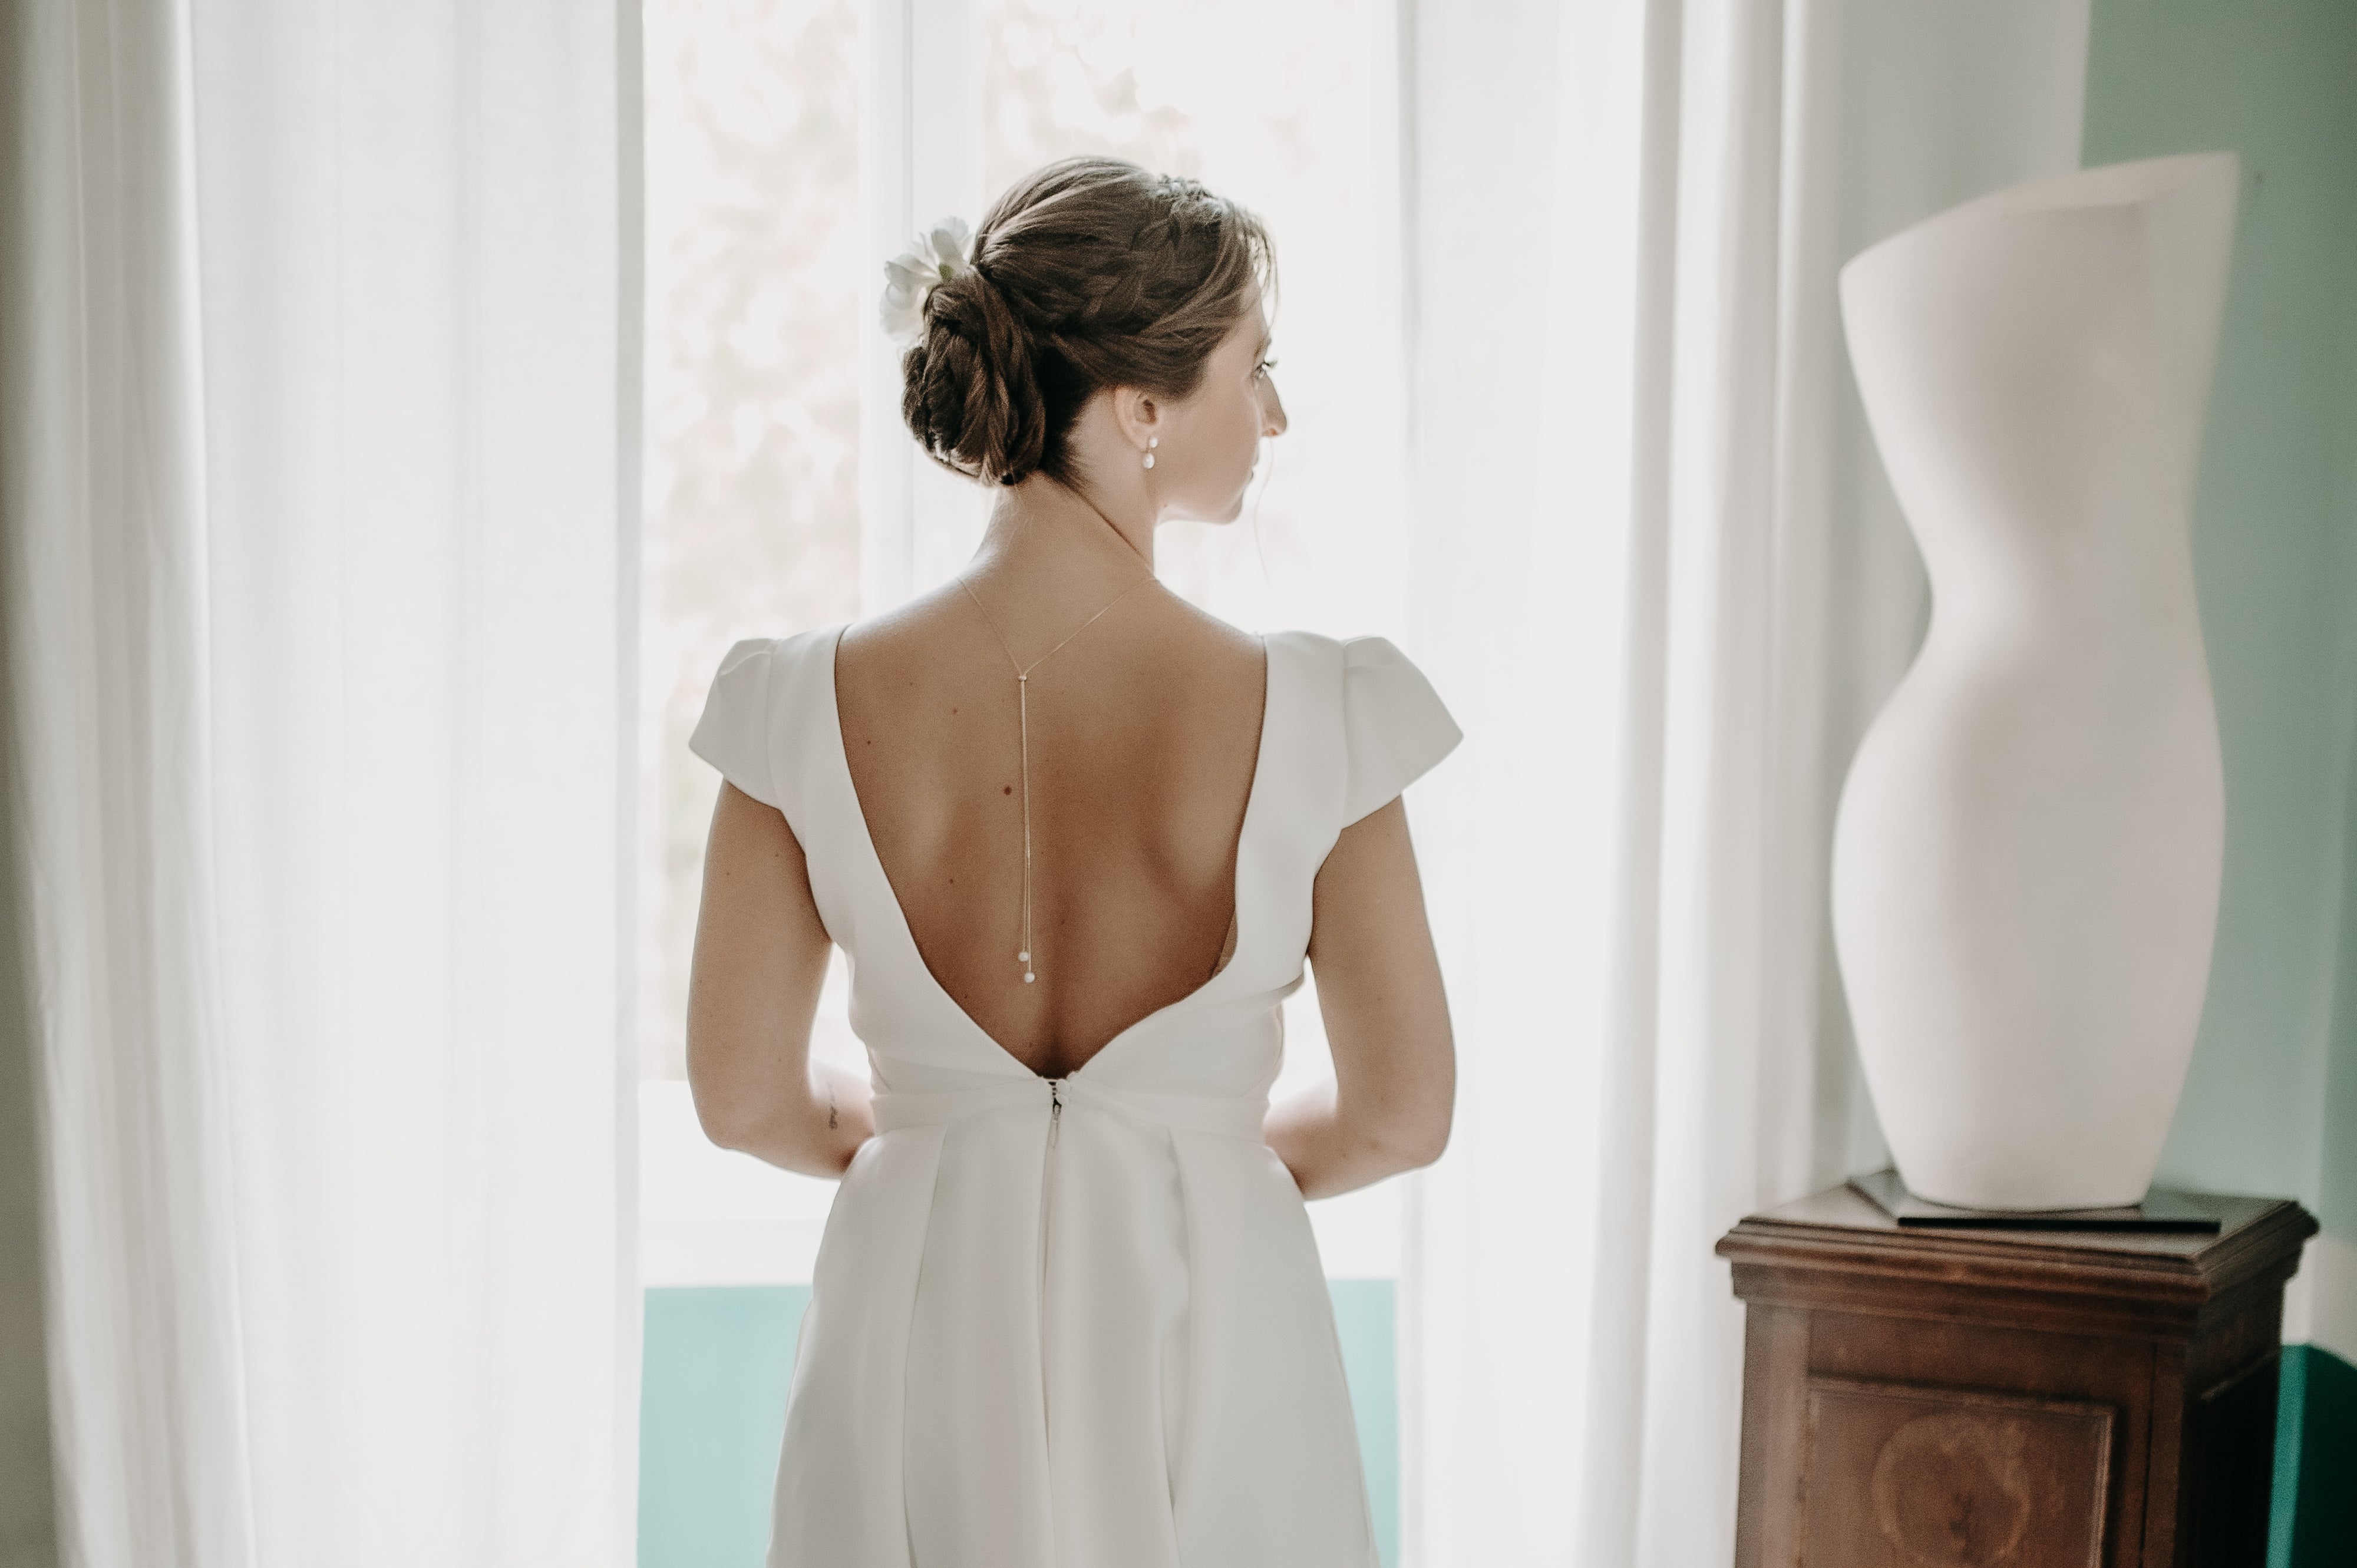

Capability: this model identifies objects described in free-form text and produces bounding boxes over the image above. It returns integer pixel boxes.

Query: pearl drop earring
[1143,435,1158,470]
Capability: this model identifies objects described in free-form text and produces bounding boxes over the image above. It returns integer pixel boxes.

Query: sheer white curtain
[6,2,640,1564]
[1402,2,2092,1564]
[193,4,638,1563]
[2,5,257,1562]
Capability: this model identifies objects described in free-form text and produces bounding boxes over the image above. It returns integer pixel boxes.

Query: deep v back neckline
[824,622,1276,1081]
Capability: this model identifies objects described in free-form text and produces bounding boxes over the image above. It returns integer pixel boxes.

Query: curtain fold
[1,3,258,1563]
[6,2,638,1563]
[1403,3,2092,1563]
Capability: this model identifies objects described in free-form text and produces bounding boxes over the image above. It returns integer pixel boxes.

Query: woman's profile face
[1151,292,1286,525]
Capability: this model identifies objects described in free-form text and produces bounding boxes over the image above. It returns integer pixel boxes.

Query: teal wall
[2081,5,2357,1564]
[639,1288,809,1568]
[2275,1346,2357,1568]
[1328,1279,1401,1568]
[2082,0,2357,1234]
[641,1282,1402,1568]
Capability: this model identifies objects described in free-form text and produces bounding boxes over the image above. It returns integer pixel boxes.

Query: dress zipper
[1039,1077,1065,1448]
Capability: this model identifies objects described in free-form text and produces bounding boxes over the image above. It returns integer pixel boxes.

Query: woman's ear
[1110,384,1162,451]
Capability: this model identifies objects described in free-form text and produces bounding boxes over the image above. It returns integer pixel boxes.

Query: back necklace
[956,564,1160,985]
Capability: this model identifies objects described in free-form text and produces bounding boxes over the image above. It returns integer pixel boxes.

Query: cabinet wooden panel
[1802,1379,2112,1567]
[1718,1184,2315,1568]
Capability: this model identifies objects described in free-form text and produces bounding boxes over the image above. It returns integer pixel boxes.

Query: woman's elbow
[1366,1097,1453,1172]
[1399,1062,1457,1168]
[1388,1115,1452,1171]
[690,1086,756,1153]
[685,1052,771,1154]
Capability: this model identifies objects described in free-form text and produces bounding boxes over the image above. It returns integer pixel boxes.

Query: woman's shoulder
[1149,590,1269,679]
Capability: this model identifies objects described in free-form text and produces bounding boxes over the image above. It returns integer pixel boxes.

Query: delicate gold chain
[957,570,1159,983]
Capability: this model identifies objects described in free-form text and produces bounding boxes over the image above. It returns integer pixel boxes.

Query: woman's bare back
[834,579,1267,1078]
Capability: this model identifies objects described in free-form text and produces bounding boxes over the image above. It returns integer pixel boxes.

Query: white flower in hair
[879,216,975,348]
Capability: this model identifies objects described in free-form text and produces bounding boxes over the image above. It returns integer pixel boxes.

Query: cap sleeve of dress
[688,637,782,810]
[1339,635,1463,828]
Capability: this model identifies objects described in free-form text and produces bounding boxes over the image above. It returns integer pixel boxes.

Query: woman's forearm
[711,1060,876,1179]
[1262,1075,1440,1200]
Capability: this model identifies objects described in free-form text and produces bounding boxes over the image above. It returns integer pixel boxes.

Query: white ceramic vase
[1830,153,2239,1211]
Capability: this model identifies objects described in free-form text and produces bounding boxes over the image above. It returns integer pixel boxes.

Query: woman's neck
[967,474,1160,598]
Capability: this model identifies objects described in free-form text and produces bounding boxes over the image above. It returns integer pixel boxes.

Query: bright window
[639,0,1413,1288]
[639,0,864,1088]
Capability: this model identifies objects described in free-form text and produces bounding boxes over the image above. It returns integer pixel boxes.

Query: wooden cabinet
[1717,1183,2315,1567]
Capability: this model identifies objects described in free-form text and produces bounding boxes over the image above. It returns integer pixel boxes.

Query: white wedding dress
[691,623,1460,1568]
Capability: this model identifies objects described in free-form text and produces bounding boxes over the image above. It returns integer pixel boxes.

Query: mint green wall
[2328,747,2357,1238]
[2081,0,2357,1240]
[2082,8,2357,1563]
[641,1283,1402,1568]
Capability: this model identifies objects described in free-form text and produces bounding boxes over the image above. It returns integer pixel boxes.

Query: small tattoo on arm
[826,1082,839,1131]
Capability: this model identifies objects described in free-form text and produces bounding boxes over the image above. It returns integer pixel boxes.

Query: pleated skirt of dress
[763,1084,1383,1568]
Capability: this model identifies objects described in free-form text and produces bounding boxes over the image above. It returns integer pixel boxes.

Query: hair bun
[892,156,1273,490]
[900,264,1050,487]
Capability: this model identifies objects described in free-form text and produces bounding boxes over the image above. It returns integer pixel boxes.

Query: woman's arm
[686,779,874,1177]
[1263,795,1455,1199]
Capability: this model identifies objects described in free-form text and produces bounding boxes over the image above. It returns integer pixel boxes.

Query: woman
[685,156,1460,1567]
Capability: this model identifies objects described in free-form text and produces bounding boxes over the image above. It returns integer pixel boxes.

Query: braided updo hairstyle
[900,157,1275,488]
